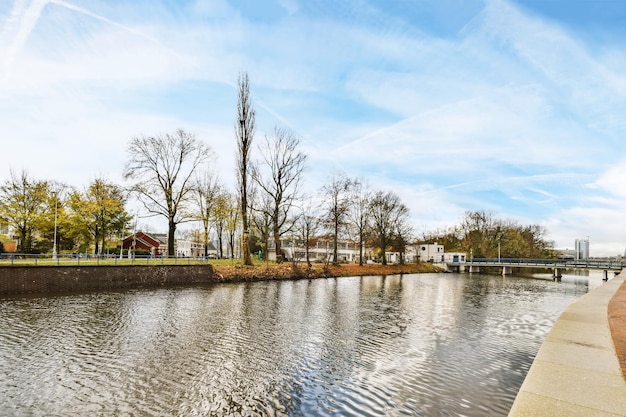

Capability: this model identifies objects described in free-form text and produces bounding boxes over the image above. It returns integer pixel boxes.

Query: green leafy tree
[212,189,236,259]
[0,170,48,253]
[67,178,130,254]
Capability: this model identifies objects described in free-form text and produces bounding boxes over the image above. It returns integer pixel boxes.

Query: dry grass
[213,261,442,282]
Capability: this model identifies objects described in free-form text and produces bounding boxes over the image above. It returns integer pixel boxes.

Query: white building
[270,239,366,263]
[443,252,466,263]
[176,239,218,258]
[416,243,445,263]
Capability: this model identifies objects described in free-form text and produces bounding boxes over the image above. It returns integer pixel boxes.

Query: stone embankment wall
[0,265,215,295]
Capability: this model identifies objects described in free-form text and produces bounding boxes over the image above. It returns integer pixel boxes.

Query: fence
[0,253,214,267]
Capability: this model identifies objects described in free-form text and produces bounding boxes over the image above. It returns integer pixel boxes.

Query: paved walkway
[508,273,626,417]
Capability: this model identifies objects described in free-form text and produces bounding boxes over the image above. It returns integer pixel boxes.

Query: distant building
[417,243,445,263]
[122,231,166,256]
[443,252,466,263]
[176,239,217,258]
[270,238,365,263]
[575,239,589,260]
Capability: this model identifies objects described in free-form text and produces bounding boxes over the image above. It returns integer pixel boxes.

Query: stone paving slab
[510,391,624,417]
[508,274,626,417]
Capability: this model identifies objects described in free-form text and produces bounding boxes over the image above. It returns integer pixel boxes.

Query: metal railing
[0,253,216,267]
[460,257,624,270]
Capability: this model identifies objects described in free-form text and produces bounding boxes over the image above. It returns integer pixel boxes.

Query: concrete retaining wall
[0,265,215,295]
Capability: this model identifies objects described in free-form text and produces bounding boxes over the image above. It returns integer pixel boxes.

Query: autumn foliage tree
[0,170,49,253]
[67,178,130,254]
[422,210,553,259]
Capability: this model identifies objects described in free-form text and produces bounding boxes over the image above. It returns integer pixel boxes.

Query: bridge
[445,258,624,279]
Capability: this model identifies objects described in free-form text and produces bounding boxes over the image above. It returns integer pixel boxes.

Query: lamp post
[498,240,501,263]
[52,193,58,260]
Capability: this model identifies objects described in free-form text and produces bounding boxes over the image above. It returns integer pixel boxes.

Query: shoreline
[211,262,443,282]
[0,262,443,296]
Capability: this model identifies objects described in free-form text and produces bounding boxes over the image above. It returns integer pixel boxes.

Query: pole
[52,193,58,260]
[498,241,501,263]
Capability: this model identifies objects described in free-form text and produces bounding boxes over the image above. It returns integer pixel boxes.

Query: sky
[1,0,626,256]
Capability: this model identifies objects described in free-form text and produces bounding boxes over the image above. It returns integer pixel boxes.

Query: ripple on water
[0,274,585,416]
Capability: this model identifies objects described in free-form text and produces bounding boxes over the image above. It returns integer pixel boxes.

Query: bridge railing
[463,258,624,270]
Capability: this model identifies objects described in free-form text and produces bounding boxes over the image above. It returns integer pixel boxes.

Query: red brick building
[122,231,167,256]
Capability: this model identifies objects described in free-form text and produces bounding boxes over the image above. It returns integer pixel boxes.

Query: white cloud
[1,0,626,255]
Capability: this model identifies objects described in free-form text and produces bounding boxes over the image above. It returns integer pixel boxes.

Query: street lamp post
[52,193,58,260]
[498,240,501,263]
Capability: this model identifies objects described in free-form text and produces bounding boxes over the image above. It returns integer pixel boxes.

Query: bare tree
[250,191,273,261]
[347,178,371,265]
[298,198,321,270]
[123,129,213,257]
[193,171,220,257]
[320,173,353,264]
[369,190,410,265]
[252,126,307,263]
[235,72,255,265]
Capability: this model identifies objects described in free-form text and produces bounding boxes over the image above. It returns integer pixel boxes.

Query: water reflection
[0,273,591,416]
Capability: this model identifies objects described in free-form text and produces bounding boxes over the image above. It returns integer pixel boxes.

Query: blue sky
[2,0,626,256]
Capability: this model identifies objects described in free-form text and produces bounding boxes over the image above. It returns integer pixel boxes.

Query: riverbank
[508,273,626,416]
[212,261,442,282]
[0,261,442,296]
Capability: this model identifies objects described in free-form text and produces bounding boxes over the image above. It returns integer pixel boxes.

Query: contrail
[1,0,48,82]
[1,0,183,82]
[49,0,164,45]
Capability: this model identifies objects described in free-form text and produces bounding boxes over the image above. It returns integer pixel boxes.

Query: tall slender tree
[235,72,255,265]
[123,129,213,256]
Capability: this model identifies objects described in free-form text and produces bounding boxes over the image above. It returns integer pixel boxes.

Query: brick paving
[608,276,626,381]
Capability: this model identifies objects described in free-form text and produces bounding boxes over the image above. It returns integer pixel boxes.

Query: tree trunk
[381,236,387,265]
[273,225,282,263]
[358,230,364,266]
[333,219,339,264]
[218,232,224,258]
[168,219,176,257]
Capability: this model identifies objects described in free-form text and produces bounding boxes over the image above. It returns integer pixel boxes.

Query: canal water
[0,272,602,416]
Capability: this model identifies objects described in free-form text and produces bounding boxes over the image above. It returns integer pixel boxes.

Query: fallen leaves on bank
[212,262,443,282]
